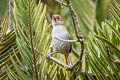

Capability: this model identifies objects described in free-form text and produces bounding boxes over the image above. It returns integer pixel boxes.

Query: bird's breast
[51,26,71,54]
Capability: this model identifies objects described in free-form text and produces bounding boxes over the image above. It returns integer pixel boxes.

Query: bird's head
[52,14,64,26]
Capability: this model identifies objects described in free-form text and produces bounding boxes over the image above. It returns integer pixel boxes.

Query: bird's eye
[57,17,60,20]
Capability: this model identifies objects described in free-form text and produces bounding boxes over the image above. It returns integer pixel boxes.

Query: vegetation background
[0,0,120,80]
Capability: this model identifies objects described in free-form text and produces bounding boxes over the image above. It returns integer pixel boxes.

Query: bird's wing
[68,35,72,53]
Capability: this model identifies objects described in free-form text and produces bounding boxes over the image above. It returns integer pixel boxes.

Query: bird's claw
[47,53,52,58]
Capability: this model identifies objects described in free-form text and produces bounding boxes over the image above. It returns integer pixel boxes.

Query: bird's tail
[65,55,69,65]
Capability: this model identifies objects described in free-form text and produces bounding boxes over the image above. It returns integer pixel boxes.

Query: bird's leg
[68,55,72,67]
[47,43,54,57]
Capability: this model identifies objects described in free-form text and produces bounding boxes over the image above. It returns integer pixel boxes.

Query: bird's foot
[47,53,53,58]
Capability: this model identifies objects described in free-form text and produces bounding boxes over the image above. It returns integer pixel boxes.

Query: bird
[50,14,72,65]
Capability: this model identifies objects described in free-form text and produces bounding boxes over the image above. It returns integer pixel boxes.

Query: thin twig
[66,0,83,39]
[71,48,79,57]
[47,55,114,78]
[55,37,79,43]
[55,0,68,7]
[47,51,80,70]
[28,1,38,80]
[7,0,13,34]
[47,56,71,69]
[66,0,77,37]
[66,0,84,70]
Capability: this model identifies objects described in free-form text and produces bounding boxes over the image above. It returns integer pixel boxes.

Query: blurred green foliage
[0,0,8,24]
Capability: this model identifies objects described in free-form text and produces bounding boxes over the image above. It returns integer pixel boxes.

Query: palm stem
[28,0,38,80]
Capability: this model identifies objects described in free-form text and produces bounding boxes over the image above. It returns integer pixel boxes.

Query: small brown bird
[51,14,72,65]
